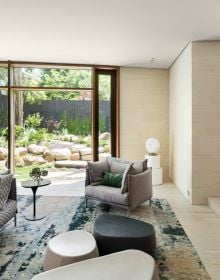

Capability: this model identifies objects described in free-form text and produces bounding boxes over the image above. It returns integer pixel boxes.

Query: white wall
[169,44,192,202]
[192,41,220,204]
[120,67,169,180]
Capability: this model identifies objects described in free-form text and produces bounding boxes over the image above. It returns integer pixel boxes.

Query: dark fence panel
[0,93,8,129]
[24,100,110,120]
[24,100,111,131]
[0,93,7,112]
[0,95,111,131]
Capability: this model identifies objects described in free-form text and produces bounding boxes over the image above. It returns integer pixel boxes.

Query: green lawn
[15,163,54,181]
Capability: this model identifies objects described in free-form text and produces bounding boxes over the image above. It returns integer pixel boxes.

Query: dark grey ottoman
[93,214,156,257]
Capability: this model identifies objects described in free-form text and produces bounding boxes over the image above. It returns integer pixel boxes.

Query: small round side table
[21,179,51,221]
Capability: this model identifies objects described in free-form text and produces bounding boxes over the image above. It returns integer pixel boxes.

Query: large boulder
[23,155,46,166]
[51,148,71,161]
[48,140,74,150]
[15,147,28,157]
[35,156,47,165]
[23,155,36,166]
[43,150,54,162]
[0,147,8,160]
[15,155,25,167]
[99,132,110,141]
[28,144,47,155]
[70,152,80,161]
[72,144,86,152]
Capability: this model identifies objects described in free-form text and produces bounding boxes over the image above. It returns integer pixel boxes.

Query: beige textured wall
[169,44,192,202]
[192,41,220,204]
[120,67,169,180]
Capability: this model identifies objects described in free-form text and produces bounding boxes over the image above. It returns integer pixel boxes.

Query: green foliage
[66,117,92,136]
[0,111,8,128]
[25,113,43,129]
[0,137,7,148]
[98,75,111,101]
[99,116,106,134]
[24,91,47,105]
[2,125,24,139]
[24,128,47,144]
[0,67,8,86]
[99,139,108,147]
[60,111,68,131]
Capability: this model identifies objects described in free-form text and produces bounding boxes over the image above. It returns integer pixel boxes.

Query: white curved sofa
[32,250,159,280]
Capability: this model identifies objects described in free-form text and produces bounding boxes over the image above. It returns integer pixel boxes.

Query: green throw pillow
[102,172,123,188]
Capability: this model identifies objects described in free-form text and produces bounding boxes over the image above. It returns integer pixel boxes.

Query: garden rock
[70,152,80,161]
[36,156,47,165]
[48,140,74,150]
[23,155,46,165]
[15,155,25,167]
[43,150,54,162]
[71,147,77,154]
[23,155,36,166]
[99,132,110,140]
[98,147,105,153]
[0,147,8,160]
[15,147,28,157]
[78,147,92,156]
[73,144,86,152]
[28,144,46,155]
[51,148,71,160]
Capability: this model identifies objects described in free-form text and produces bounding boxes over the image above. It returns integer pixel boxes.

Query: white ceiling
[1,0,220,68]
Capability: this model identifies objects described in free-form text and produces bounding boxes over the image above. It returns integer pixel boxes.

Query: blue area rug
[0,196,210,280]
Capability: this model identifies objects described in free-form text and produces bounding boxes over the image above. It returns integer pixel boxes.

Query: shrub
[2,125,25,139]
[99,116,106,134]
[25,113,43,129]
[59,111,68,131]
[46,119,61,133]
[67,118,79,135]
[24,128,47,144]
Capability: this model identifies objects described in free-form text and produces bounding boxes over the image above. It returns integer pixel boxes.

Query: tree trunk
[14,69,24,126]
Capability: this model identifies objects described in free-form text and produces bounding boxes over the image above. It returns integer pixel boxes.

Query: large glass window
[13,67,92,88]
[1,62,118,182]
[13,89,92,181]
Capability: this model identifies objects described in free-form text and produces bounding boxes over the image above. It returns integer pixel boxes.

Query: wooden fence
[0,94,110,130]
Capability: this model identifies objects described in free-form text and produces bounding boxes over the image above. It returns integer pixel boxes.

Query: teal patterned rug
[0,196,210,280]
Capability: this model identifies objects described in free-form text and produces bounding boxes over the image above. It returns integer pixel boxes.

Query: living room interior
[1,0,220,279]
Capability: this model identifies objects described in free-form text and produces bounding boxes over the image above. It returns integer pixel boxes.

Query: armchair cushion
[0,174,13,210]
[121,159,148,194]
[108,157,130,174]
[85,185,128,206]
[102,172,123,188]
[87,159,110,186]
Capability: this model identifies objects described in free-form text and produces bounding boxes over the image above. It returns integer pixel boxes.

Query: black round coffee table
[21,179,51,221]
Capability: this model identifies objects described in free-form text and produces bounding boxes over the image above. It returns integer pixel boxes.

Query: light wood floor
[17,180,220,279]
[154,183,220,280]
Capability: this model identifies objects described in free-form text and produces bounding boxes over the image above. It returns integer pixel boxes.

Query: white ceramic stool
[44,230,99,271]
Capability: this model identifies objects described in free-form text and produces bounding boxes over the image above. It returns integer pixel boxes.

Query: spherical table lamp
[145,138,160,155]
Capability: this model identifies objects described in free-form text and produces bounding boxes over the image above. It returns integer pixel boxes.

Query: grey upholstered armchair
[85,157,152,214]
[0,178,17,229]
